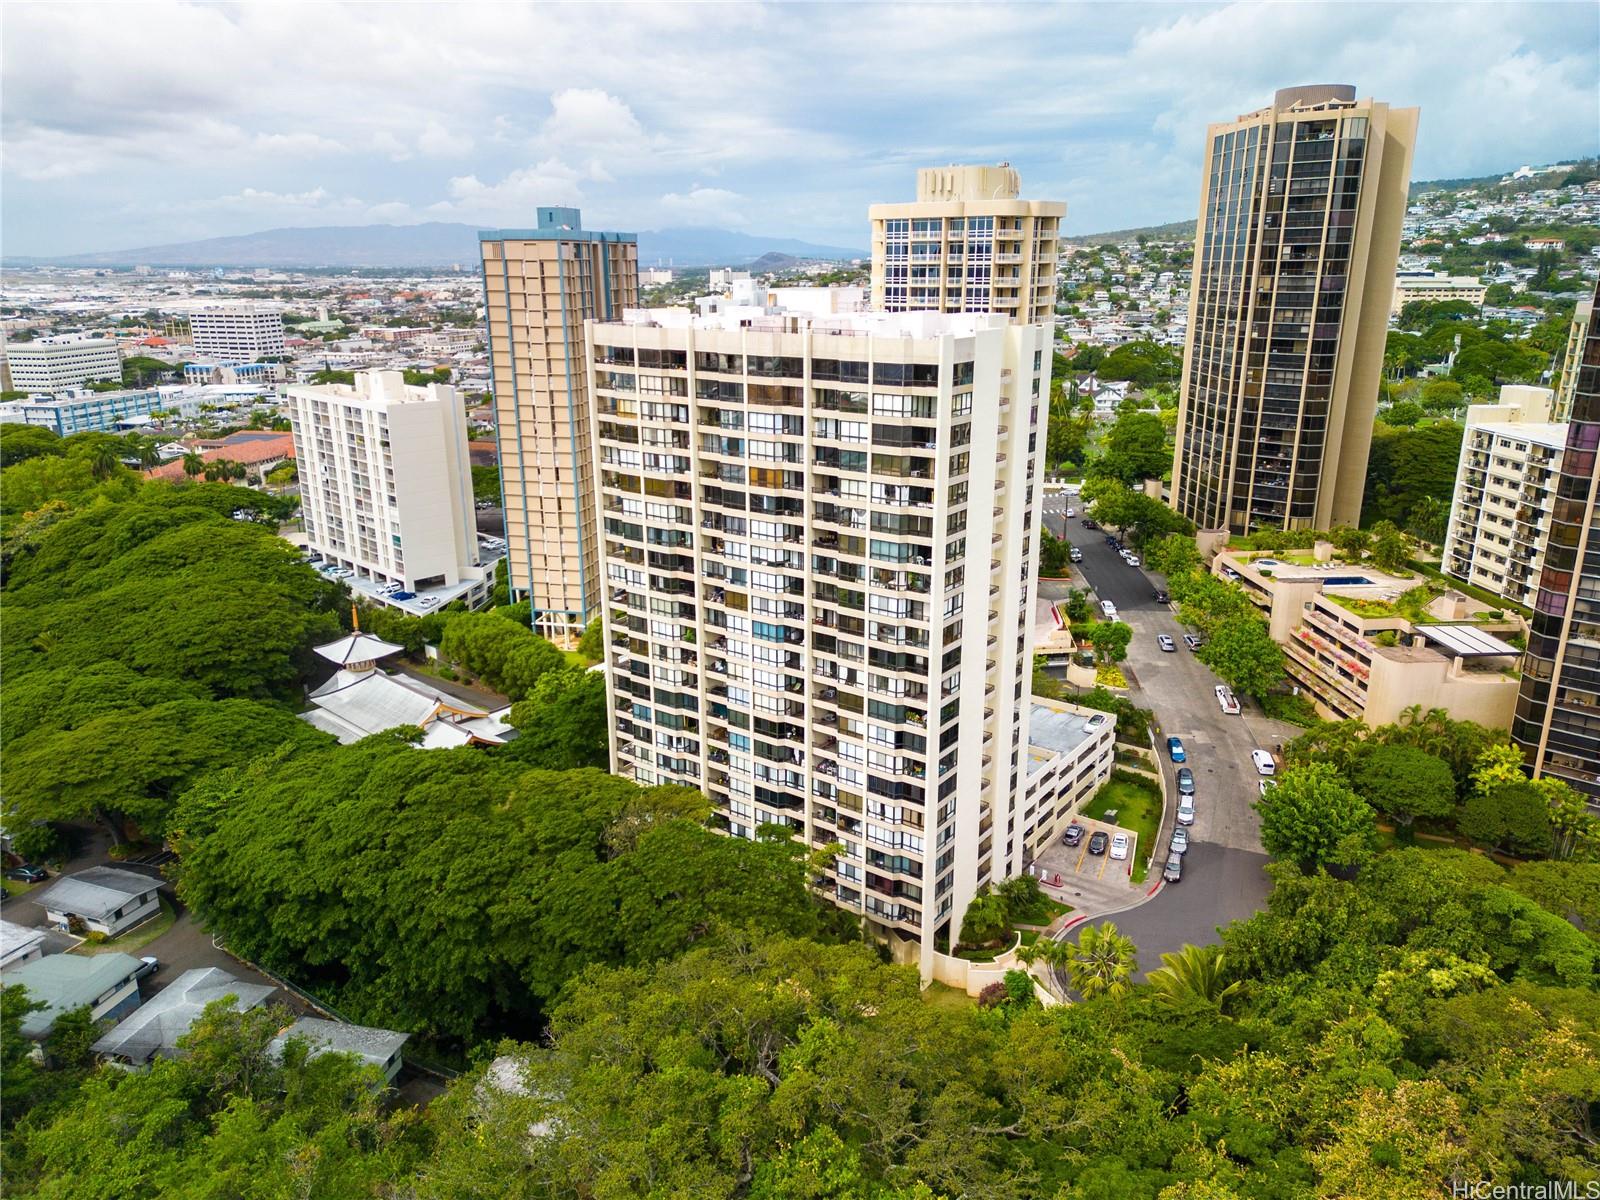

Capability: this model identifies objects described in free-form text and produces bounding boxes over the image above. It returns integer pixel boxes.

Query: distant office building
[1391,270,1486,314]
[287,369,485,600]
[641,267,675,286]
[870,165,1064,325]
[1553,298,1592,422]
[0,387,160,435]
[1171,85,1418,533]
[183,361,285,387]
[1,334,122,392]
[1442,386,1566,610]
[1513,283,1600,802]
[479,209,638,639]
[586,303,1049,977]
[187,303,286,364]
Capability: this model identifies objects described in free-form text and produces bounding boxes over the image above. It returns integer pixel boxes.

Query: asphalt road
[1040,496,1300,965]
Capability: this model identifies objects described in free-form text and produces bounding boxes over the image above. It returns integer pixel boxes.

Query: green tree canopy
[1255,762,1377,874]
[1353,743,1458,835]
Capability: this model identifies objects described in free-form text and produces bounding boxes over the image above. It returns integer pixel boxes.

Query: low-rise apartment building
[0,387,160,435]
[288,369,488,605]
[1442,385,1565,609]
[1215,549,1522,728]
[1021,700,1117,849]
[1,334,122,392]
[587,304,1050,977]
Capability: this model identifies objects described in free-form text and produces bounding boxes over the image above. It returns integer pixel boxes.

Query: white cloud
[428,159,603,219]
[657,187,747,228]
[416,119,471,158]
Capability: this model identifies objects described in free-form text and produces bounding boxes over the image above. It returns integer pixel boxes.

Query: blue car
[390,590,416,601]
[1167,736,1186,763]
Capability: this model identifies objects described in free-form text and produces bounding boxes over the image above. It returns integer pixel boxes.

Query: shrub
[8,822,64,863]
[977,981,1008,1009]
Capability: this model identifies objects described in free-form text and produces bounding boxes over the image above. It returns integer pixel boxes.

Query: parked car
[1177,798,1196,826]
[417,596,441,609]
[1182,634,1203,651]
[390,590,415,601]
[1251,749,1277,776]
[1157,634,1176,652]
[1082,518,1099,530]
[1215,684,1241,715]
[1084,713,1108,732]
[1170,826,1189,855]
[1062,823,1086,847]
[1221,566,1241,580]
[1126,554,1141,568]
[1068,548,1083,563]
[1176,767,1195,796]
[1109,833,1130,860]
[4,865,48,884]
[1087,830,1109,856]
[133,956,160,981]
[1152,588,1170,603]
[1167,736,1186,763]
[1100,600,1118,619]
[1163,853,1184,883]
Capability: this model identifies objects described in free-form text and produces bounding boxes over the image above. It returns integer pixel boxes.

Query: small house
[34,867,161,937]
[269,1016,409,1084]
[92,966,276,1067]
[0,919,46,969]
[0,952,144,1038]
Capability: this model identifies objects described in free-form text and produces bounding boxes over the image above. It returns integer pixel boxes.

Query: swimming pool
[1323,575,1374,586]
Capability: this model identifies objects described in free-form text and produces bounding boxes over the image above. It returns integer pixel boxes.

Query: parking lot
[1031,816,1146,915]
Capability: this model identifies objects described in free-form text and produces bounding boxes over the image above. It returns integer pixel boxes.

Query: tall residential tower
[587,303,1055,977]
[1170,85,1418,534]
[480,209,638,638]
[1513,282,1600,803]
[869,165,1064,325]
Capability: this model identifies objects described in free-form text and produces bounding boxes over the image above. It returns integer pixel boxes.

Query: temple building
[301,630,516,748]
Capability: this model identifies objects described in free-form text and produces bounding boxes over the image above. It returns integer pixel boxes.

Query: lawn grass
[563,650,595,669]
[71,896,176,956]
[2,878,38,899]
[921,982,976,1011]
[1083,775,1164,885]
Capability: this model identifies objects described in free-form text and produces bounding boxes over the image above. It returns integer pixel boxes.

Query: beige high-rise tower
[1170,86,1418,534]
[480,209,638,638]
[869,165,1064,324]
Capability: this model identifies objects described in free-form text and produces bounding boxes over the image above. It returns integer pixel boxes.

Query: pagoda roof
[313,632,404,666]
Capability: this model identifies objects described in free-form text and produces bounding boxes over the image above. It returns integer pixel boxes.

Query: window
[872,362,940,387]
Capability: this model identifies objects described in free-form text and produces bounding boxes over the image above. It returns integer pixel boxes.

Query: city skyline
[4,2,1596,256]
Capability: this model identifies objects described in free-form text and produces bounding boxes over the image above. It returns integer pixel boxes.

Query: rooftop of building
[143,431,295,481]
[268,1016,409,1070]
[479,207,637,245]
[1468,419,1569,449]
[601,305,1017,338]
[1026,698,1111,776]
[2,953,144,1038]
[301,649,515,749]
[288,368,456,407]
[0,919,45,962]
[92,966,276,1063]
[34,866,158,920]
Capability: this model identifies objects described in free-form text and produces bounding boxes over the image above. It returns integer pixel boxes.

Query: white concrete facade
[1391,271,1487,314]
[1,335,122,392]
[587,305,1050,979]
[288,370,485,596]
[1442,386,1567,610]
[187,304,286,364]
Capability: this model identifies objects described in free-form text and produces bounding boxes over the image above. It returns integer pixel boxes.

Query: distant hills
[1070,219,1196,246]
[7,222,865,271]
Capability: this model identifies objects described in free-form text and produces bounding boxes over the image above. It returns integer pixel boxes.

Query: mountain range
[6,223,865,270]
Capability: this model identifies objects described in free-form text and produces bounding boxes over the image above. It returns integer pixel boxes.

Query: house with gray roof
[92,966,275,1066]
[268,1016,409,1083]
[34,866,161,937]
[0,918,46,969]
[0,952,144,1038]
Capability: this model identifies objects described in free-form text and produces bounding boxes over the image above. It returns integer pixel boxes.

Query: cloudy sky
[3,1,1595,256]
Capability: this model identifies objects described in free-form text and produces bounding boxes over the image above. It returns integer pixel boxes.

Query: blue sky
[3,1,1596,256]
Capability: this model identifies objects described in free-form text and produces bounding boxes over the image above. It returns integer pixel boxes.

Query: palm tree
[1147,944,1241,1011]
[85,441,120,480]
[131,436,161,470]
[1063,922,1138,1001]
[182,452,204,478]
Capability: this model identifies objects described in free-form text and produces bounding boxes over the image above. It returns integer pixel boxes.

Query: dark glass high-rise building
[1171,85,1418,533]
[1513,281,1600,803]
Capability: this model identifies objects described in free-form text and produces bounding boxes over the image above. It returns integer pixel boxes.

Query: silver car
[1170,826,1189,855]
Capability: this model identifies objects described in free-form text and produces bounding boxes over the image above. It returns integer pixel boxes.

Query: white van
[1215,685,1241,715]
[1251,749,1276,776]
[1100,600,1117,619]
